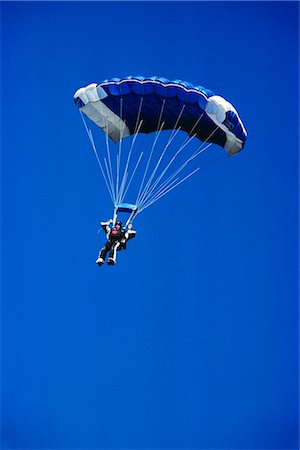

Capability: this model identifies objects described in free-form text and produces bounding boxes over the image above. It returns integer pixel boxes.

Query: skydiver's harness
[103,225,127,250]
[109,228,123,242]
[110,228,127,250]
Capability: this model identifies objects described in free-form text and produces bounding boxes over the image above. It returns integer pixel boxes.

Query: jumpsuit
[98,225,125,263]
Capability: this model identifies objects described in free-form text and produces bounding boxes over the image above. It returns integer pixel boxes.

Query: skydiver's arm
[101,219,113,233]
[125,229,136,241]
[124,223,136,241]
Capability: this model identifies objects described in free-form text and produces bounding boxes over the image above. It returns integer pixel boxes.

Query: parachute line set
[74,76,247,227]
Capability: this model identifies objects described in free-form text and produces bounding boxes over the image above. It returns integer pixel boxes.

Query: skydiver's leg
[101,242,113,259]
[108,242,120,265]
[96,242,111,265]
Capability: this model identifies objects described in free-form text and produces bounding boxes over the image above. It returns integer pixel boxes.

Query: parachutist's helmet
[115,221,123,227]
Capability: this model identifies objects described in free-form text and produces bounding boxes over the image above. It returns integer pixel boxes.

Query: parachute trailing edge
[74,76,247,156]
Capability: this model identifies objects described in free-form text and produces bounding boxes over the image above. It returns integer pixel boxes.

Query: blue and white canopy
[74,76,247,156]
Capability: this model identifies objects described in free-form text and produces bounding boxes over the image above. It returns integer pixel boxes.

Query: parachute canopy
[74,76,247,156]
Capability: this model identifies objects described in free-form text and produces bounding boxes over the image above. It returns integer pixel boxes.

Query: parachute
[74,76,247,225]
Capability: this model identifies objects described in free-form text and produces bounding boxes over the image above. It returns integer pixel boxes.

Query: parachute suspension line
[103,157,116,203]
[134,97,144,134]
[139,176,183,212]
[169,104,186,140]
[139,125,182,200]
[124,210,138,228]
[89,131,116,205]
[117,120,144,206]
[156,137,213,194]
[82,105,116,203]
[115,97,124,205]
[135,120,165,208]
[121,151,144,202]
[137,126,219,213]
[80,112,115,204]
[138,168,200,214]
[147,140,213,205]
[135,98,166,206]
[142,132,217,210]
[137,128,199,210]
[135,104,186,210]
[136,112,204,211]
[117,97,144,205]
[188,126,220,160]
[181,113,204,146]
[104,123,116,203]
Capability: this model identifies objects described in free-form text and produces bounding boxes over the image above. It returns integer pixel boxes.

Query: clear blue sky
[1,1,299,449]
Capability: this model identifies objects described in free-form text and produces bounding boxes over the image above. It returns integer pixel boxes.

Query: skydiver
[96,219,136,266]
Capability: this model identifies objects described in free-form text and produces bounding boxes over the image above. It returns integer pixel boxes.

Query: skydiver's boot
[107,257,115,266]
[96,247,107,266]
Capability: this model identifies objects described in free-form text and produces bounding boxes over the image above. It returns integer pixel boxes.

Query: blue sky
[1,1,299,449]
